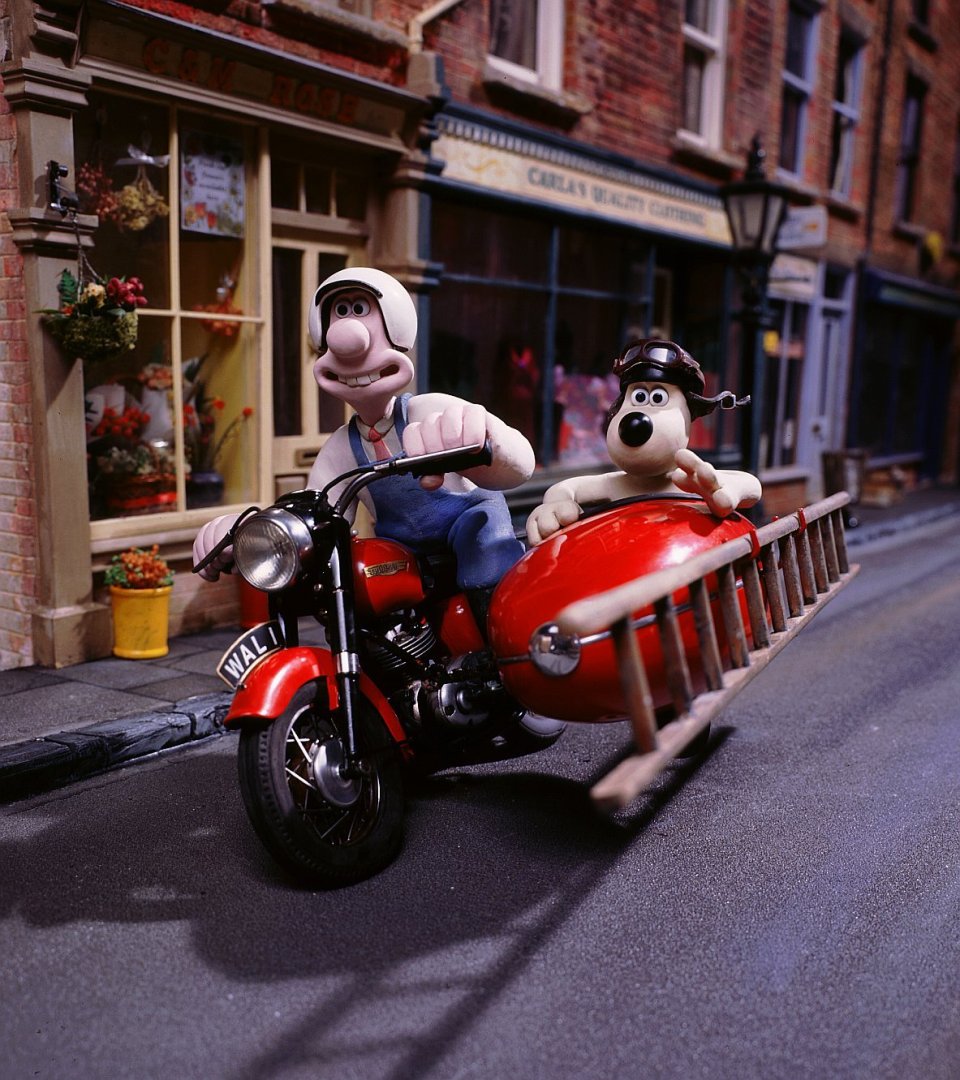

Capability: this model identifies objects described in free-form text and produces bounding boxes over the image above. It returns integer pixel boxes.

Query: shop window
[680,0,727,148]
[828,29,863,198]
[488,0,565,90]
[760,300,807,470]
[270,150,368,221]
[430,202,660,468]
[895,76,926,224]
[779,0,819,177]
[74,93,261,526]
[432,201,551,283]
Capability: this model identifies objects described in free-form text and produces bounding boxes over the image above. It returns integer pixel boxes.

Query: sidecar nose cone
[618,411,654,448]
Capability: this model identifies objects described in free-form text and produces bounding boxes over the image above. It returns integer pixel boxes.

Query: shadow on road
[0,724,728,1079]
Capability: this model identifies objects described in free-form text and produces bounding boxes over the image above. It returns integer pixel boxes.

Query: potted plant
[104,545,174,659]
[184,393,253,508]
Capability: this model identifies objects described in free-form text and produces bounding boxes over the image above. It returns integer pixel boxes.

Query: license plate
[217,621,284,689]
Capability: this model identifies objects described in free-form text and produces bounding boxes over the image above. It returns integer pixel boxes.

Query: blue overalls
[348,394,524,590]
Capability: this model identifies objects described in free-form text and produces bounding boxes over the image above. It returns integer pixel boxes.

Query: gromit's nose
[618,411,654,447]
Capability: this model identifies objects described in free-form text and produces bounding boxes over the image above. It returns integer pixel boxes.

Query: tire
[237,688,405,887]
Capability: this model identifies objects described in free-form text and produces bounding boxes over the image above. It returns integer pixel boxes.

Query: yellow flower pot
[110,585,172,659]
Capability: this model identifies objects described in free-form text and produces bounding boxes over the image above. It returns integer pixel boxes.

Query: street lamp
[720,135,793,484]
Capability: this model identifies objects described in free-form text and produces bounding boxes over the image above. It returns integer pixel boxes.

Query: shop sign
[433,125,731,245]
[778,205,828,251]
[181,130,245,237]
[769,254,818,301]
[81,22,407,143]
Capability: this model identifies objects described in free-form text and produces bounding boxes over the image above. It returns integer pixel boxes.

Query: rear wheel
[237,688,404,887]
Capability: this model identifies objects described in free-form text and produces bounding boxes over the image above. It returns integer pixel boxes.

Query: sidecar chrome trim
[499,577,747,668]
[498,613,657,666]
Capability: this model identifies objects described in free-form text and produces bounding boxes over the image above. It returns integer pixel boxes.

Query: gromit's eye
[350,299,371,317]
[629,388,649,406]
[650,387,669,406]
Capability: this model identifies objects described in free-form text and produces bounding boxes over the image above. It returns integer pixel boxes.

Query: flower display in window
[194,272,243,337]
[184,394,254,474]
[77,147,170,232]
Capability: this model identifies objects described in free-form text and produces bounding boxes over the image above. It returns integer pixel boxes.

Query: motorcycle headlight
[233,508,314,592]
[528,622,581,677]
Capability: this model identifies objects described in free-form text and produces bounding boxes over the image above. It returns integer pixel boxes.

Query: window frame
[778,0,820,179]
[828,27,864,197]
[486,0,565,91]
[79,92,271,548]
[895,74,927,224]
[679,0,728,149]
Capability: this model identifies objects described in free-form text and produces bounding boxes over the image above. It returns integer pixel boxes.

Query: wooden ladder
[553,492,861,812]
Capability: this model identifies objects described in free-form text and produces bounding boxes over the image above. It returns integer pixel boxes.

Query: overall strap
[346,415,366,467]
[394,393,411,441]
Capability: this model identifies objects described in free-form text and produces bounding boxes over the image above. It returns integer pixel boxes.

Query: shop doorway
[798,308,847,483]
[270,242,362,494]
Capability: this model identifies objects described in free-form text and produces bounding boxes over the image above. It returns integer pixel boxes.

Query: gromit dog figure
[194,267,535,631]
[526,339,761,545]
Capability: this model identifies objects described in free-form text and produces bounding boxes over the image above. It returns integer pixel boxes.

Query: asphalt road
[2,518,960,1080]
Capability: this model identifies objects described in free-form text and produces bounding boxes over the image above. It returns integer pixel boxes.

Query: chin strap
[687,391,751,419]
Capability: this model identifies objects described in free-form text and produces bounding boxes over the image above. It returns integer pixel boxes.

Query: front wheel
[237,688,405,887]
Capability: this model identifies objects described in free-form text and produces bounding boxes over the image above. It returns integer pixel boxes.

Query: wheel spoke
[318,808,352,840]
[287,727,315,765]
[285,765,317,792]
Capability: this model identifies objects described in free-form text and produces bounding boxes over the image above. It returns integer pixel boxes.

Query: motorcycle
[198,440,856,884]
[195,442,565,888]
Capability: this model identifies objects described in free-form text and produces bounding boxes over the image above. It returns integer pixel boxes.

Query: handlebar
[192,440,494,575]
[394,440,493,478]
[333,439,493,515]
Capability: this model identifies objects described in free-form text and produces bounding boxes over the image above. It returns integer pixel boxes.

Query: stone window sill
[481,62,592,128]
[671,134,743,177]
[261,0,407,48]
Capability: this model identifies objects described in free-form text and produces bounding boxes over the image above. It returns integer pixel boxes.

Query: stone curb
[845,500,960,547]
[0,692,232,805]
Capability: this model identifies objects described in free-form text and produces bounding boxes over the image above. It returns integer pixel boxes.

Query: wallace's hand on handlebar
[192,508,259,579]
[400,440,493,478]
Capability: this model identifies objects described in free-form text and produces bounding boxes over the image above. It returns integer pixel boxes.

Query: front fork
[327,520,363,772]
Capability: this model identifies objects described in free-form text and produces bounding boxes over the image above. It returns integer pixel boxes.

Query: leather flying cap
[613,339,705,395]
[612,338,750,420]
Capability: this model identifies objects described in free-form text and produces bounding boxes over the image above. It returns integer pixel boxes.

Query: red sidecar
[489,496,756,723]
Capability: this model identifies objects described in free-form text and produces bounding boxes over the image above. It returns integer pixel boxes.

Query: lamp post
[720,135,793,484]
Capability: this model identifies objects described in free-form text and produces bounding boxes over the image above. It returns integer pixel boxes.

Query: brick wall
[0,80,38,669]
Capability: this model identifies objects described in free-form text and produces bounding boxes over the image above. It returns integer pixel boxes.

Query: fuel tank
[352,536,426,619]
[489,497,755,723]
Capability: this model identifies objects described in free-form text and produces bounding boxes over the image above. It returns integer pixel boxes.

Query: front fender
[224,646,407,748]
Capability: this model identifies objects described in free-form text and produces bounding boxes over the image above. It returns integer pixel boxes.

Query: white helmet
[308,267,418,353]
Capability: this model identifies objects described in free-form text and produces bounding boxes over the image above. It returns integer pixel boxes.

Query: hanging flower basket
[46,308,140,360]
[40,267,148,362]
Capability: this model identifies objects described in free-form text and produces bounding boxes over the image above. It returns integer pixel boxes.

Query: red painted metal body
[489,498,756,723]
[223,646,408,750]
[352,536,426,619]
